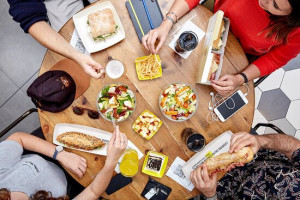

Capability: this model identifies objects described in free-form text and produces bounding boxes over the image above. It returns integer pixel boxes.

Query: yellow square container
[142,151,168,178]
[132,110,162,140]
[135,55,162,80]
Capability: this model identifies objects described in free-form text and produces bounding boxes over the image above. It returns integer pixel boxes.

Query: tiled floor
[0,1,46,141]
[0,0,299,142]
[254,55,300,137]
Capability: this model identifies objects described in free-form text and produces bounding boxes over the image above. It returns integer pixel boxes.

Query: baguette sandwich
[212,20,225,51]
[87,8,118,41]
[204,147,253,176]
[57,131,105,150]
[208,53,221,79]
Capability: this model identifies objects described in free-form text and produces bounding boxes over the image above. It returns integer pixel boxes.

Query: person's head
[258,0,300,44]
[0,189,69,200]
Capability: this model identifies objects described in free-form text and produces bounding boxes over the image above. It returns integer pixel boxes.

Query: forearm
[7,132,55,158]
[28,21,82,63]
[75,164,115,200]
[257,134,300,159]
[235,64,261,85]
[168,0,190,21]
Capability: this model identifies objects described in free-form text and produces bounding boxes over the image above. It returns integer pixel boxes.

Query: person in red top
[142,0,300,96]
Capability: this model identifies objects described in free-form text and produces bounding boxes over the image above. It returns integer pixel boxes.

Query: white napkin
[169,20,205,59]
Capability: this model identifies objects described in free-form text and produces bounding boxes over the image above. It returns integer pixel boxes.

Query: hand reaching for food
[76,53,105,79]
[142,20,173,54]
[105,125,128,168]
[57,151,87,178]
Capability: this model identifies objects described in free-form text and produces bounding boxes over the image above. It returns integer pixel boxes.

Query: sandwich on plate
[87,8,118,41]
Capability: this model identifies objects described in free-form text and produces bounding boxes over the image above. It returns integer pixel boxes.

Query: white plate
[53,123,143,158]
[73,1,125,53]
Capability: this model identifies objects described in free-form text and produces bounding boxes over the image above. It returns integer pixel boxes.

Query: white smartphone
[214,90,248,122]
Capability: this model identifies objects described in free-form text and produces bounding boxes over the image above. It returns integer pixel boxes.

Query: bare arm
[142,0,190,54]
[75,126,128,200]
[230,132,300,160]
[257,134,300,159]
[7,132,87,177]
[28,21,104,78]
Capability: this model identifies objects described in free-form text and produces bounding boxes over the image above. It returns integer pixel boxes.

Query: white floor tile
[286,100,300,129]
[252,109,268,135]
[0,69,18,106]
[258,68,285,92]
[281,68,300,101]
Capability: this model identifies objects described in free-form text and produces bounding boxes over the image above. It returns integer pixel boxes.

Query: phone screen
[215,91,247,121]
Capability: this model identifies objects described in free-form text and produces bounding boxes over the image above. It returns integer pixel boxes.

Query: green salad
[97,84,135,122]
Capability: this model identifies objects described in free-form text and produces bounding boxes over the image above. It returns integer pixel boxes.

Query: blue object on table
[141,0,154,29]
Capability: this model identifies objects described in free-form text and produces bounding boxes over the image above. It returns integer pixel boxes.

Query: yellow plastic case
[135,55,162,80]
[132,110,162,140]
[142,151,168,178]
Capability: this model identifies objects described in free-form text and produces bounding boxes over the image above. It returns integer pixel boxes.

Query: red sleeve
[185,0,202,10]
[253,31,300,76]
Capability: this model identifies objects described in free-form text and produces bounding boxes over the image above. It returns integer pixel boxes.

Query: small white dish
[73,1,126,53]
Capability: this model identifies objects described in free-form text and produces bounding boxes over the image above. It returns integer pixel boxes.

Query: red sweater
[186,0,300,76]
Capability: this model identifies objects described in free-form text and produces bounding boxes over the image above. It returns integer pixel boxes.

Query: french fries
[135,54,162,80]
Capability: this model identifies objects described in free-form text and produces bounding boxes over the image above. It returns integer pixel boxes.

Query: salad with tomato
[97,84,135,122]
[159,83,197,121]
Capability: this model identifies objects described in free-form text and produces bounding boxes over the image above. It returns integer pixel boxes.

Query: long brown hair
[265,0,300,44]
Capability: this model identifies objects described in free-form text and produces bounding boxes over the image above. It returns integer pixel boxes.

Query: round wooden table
[39,0,254,199]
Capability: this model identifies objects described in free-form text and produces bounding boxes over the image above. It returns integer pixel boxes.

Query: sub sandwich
[57,131,105,150]
[204,147,253,176]
[87,8,118,41]
[212,20,225,51]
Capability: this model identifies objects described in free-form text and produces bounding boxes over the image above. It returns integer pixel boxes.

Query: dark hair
[0,189,68,200]
[0,188,10,200]
[264,0,300,44]
[30,190,69,200]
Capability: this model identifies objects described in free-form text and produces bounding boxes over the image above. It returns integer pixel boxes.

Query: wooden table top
[39,0,254,199]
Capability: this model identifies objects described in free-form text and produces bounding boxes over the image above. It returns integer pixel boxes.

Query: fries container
[181,130,233,178]
[135,55,162,80]
[196,11,230,85]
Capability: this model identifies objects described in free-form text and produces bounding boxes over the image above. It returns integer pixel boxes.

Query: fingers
[155,36,165,54]
[202,164,210,182]
[114,125,121,144]
[211,83,233,93]
[190,170,198,187]
[196,166,204,187]
[142,34,150,51]
[75,168,83,178]
[149,31,158,54]
[230,132,249,152]
[79,164,86,175]
[120,133,128,149]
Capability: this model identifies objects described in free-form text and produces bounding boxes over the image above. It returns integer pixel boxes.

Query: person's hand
[105,125,128,168]
[142,20,173,54]
[229,132,261,154]
[57,151,87,178]
[211,74,244,96]
[75,53,105,79]
[191,164,217,198]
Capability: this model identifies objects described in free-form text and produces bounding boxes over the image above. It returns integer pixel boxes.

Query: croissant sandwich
[204,147,253,176]
[57,131,105,150]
